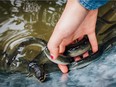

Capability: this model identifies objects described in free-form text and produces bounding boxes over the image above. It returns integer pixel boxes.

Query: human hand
[47,0,98,73]
[58,9,98,73]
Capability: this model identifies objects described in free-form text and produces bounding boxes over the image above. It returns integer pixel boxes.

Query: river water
[0,0,116,87]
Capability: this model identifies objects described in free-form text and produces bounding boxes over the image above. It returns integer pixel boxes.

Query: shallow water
[0,46,116,87]
[0,0,116,87]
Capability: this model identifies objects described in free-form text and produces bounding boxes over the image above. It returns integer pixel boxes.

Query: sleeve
[79,0,109,10]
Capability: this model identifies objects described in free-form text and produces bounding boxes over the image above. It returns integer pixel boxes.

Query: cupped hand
[47,0,98,73]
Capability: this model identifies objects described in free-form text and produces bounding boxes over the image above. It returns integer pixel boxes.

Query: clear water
[0,0,116,87]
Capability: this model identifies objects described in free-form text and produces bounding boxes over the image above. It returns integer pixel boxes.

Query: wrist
[67,0,89,13]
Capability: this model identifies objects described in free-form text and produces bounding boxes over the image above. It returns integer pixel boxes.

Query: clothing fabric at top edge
[79,0,109,10]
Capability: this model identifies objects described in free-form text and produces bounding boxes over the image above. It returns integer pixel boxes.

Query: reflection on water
[0,0,65,47]
[0,0,116,87]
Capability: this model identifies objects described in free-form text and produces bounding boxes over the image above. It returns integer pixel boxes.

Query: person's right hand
[47,0,98,73]
[57,9,98,73]
[48,0,88,59]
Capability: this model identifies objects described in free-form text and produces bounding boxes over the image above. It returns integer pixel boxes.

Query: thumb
[50,48,59,60]
[58,64,68,73]
[47,31,65,59]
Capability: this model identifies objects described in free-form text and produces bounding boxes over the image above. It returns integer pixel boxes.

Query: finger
[59,37,73,53]
[59,44,66,54]
[88,32,98,53]
[59,35,83,53]
[74,52,89,62]
[47,42,59,60]
[58,64,68,74]
[47,31,65,59]
[83,52,89,58]
[74,56,81,61]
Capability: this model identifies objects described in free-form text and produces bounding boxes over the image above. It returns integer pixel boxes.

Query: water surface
[0,0,116,87]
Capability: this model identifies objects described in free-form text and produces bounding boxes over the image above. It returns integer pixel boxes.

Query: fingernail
[50,54,54,60]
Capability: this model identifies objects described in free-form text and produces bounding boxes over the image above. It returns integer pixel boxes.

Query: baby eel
[43,36,92,65]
